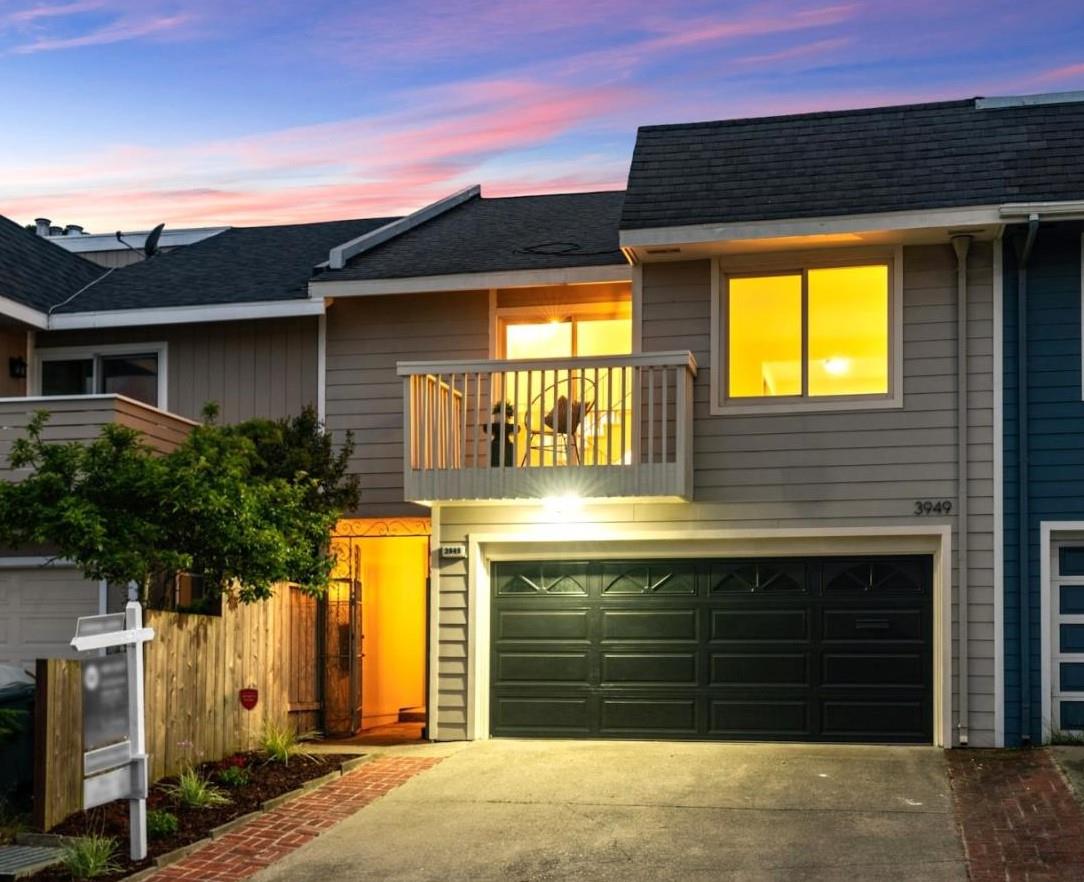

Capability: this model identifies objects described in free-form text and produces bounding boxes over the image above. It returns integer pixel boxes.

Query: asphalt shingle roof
[621,97,1084,231]
[322,191,627,282]
[0,214,105,313]
[53,217,398,313]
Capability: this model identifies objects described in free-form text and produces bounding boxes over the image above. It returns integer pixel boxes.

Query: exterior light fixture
[9,356,27,380]
[541,493,582,518]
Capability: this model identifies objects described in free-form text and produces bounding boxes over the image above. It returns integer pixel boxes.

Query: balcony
[0,395,196,479]
[397,351,698,503]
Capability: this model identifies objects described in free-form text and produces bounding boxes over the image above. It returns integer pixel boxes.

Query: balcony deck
[0,395,197,478]
[397,351,697,503]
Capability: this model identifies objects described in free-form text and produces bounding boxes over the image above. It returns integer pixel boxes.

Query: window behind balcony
[38,346,164,408]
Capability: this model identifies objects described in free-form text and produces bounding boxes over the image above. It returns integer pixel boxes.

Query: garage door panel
[493,562,590,596]
[601,608,697,642]
[822,653,925,687]
[822,608,924,642]
[709,700,810,736]
[492,695,593,734]
[600,697,698,735]
[495,609,590,641]
[601,653,697,685]
[599,561,698,596]
[711,652,809,687]
[821,700,927,739]
[496,652,590,684]
[710,608,809,642]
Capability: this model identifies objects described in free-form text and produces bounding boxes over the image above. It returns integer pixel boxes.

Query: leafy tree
[0,407,357,603]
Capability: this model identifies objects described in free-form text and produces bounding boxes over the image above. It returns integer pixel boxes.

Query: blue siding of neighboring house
[1003,221,1084,745]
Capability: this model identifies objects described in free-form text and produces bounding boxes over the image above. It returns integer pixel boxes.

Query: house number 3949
[914,499,953,515]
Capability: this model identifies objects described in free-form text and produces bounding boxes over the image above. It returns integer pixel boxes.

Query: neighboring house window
[36,343,166,408]
[713,251,901,414]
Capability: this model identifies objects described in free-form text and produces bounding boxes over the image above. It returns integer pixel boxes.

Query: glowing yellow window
[725,263,890,402]
[808,265,889,396]
[727,274,802,397]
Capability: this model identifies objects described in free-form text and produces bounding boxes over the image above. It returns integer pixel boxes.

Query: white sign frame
[71,598,154,861]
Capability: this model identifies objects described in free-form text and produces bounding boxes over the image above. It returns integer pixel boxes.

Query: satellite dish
[144,223,165,258]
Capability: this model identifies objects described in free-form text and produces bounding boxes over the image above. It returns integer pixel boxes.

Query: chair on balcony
[521,378,596,466]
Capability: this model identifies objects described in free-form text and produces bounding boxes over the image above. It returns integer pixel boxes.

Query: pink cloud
[735,36,852,65]
[1033,62,1084,83]
[0,77,636,229]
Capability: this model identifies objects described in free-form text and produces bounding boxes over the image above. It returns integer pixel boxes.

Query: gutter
[1015,214,1040,745]
[953,234,972,746]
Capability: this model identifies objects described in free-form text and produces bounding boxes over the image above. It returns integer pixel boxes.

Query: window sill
[710,394,903,417]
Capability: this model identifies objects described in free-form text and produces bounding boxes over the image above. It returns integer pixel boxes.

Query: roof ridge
[636,97,976,133]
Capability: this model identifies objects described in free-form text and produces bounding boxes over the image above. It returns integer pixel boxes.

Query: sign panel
[239,688,259,711]
[82,655,130,752]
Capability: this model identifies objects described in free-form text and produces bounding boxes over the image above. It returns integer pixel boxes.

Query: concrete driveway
[252,739,967,882]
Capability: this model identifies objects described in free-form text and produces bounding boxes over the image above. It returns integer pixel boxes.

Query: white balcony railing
[397,351,697,502]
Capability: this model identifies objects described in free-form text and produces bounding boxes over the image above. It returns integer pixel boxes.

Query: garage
[490,555,933,743]
[0,563,100,673]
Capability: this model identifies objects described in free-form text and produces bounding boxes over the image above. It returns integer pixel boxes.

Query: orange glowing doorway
[328,518,430,737]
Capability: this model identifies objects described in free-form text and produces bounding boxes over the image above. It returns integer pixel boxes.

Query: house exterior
[2,91,1083,748]
[1002,217,1084,746]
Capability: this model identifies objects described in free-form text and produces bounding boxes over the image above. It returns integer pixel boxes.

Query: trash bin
[0,667,35,799]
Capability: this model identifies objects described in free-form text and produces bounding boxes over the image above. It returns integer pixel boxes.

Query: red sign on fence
[239,688,258,711]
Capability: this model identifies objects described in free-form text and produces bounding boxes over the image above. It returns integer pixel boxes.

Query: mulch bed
[28,751,356,882]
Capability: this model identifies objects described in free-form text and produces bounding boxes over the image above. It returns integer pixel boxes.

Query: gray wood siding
[324,293,490,517]
[0,328,26,397]
[36,317,319,425]
[433,243,996,745]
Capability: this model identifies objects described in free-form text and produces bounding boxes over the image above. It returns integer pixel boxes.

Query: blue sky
[1,0,1082,230]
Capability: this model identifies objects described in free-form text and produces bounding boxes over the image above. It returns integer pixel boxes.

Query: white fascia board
[310,264,631,298]
[48,298,325,330]
[999,201,1084,220]
[328,185,481,270]
[0,295,48,329]
[619,205,1004,249]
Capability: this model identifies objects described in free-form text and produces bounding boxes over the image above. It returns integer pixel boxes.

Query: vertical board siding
[1002,222,1084,745]
[33,589,294,829]
[35,316,319,425]
[434,243,996,746]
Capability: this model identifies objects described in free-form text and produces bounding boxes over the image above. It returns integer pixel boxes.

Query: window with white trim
[36,343,166,408]
[713,252,901,413]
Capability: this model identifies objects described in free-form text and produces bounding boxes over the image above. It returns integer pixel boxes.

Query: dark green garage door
[490,556,933,743]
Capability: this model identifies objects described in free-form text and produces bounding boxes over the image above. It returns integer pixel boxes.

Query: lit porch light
[541,493,583,518]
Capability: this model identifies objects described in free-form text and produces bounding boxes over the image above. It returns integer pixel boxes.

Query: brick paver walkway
[948,749,1084,882]
[149,755,441,882]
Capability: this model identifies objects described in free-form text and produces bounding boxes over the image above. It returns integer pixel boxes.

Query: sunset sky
[2,0,1083,231]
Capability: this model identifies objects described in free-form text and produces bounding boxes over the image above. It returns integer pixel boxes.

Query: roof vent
[34,218,50,237]
[49,225,62,236]
[64,224,84,236]
[976,91,1084,110]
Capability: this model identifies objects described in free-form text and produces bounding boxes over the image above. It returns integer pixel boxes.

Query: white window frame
[32,341,168,409]
[1041,523,1084,740]
[710,246,904,415]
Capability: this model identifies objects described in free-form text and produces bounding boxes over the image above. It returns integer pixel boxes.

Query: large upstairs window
[36,343,166,408]
[714,252,900,414]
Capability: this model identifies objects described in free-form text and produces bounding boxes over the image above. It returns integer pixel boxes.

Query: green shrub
[60,835,119,880]
[147,809,179,839]
[217,764,252,788]
[162,768,231,809]
[259,723,311,765]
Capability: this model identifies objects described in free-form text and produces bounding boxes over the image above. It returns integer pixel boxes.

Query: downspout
[953,235,972,746]
[1015,215,1040,745]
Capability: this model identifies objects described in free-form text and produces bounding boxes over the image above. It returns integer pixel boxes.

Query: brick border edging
[143,756,442,882]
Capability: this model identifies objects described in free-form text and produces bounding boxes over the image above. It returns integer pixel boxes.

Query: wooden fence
[34,586,297,830]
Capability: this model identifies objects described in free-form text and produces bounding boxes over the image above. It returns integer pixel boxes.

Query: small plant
[217,756,252,788]
[259,722,312,765]
[0,794,29,846]
[60,835,119,880]
[147,808,179,840]
[162,768,231,809]
[1049,727,1084,746]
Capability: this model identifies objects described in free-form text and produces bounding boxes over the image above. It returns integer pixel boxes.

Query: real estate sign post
[71,592,155,861]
